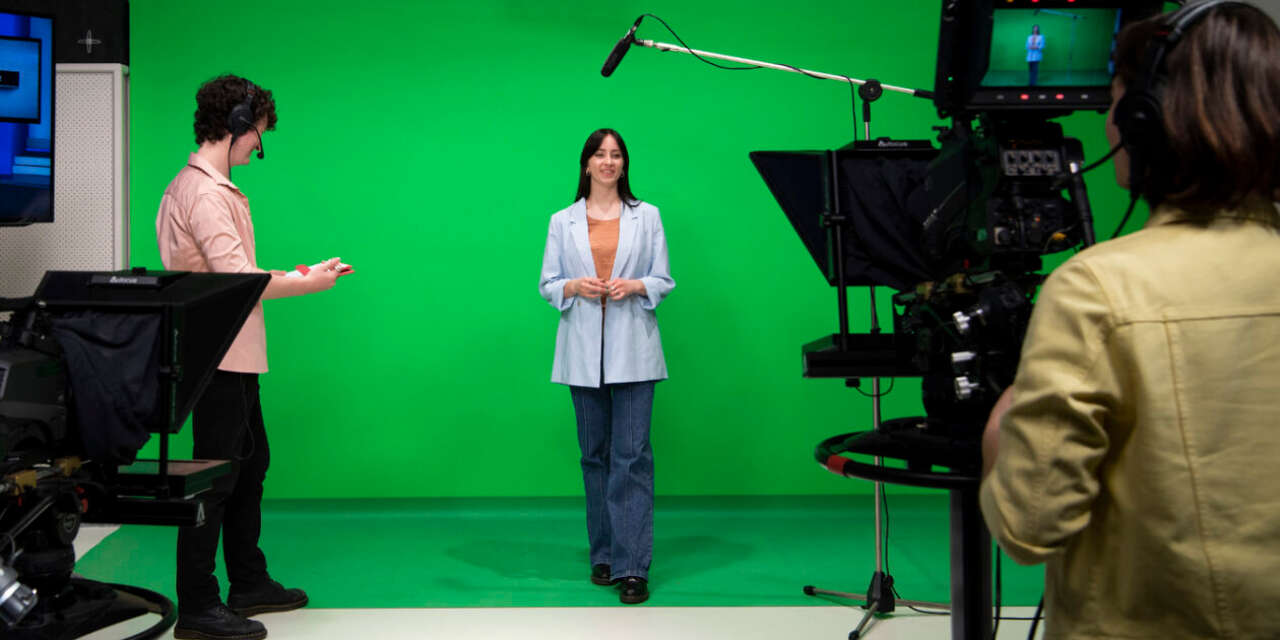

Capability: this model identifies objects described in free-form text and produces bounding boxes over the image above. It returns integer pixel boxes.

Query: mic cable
[1050,141,1123,192]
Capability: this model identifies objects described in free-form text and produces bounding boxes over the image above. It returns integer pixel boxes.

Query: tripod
[800,80,949,640]
[620,32,962,636]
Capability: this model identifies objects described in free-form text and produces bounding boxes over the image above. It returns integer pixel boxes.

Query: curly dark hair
[193,74,278,145]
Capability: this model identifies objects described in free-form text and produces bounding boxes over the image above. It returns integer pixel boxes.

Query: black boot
[618,576,649,604]
[228,579,309,617]
[591,564,613,586]
[174,603,267,640]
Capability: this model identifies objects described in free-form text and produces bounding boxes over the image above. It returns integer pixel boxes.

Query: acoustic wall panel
[0,63,128,298]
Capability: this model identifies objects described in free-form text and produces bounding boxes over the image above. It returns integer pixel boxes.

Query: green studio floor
[76,494,1044,609]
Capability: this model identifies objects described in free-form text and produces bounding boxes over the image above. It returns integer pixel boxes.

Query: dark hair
[194,74,278,145]
[1113,3,1280,213]
[575,128,641,206]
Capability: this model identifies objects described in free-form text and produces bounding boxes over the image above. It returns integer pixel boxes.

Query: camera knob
[954,376,981,400]
[954,306,987,335]
[951,350,978,371]
[954,307,986,334]
[0,563,37,626]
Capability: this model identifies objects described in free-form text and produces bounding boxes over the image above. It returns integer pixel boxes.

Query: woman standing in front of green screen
[538,128,675,605]
[1027,24,1045,86]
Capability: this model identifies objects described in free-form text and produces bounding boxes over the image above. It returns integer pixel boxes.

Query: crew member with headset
[981,2,1280,637]
[156,74,346,640]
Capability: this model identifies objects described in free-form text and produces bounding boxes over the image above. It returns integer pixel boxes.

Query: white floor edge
[77,605,1046,640]
[71,524,1046,640]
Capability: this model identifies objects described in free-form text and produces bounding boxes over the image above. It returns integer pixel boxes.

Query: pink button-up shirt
[156,153,267,373]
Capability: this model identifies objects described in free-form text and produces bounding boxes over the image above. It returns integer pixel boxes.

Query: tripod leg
[803,585,865,600]
[850,597,882,640]
[847,570,896,639]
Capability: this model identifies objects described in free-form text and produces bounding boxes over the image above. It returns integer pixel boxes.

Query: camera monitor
[934,0,1163,116]
[0,8,53,225]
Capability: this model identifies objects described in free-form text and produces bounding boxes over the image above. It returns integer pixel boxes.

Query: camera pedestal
[815,428,993,640]
[5,577,176,640]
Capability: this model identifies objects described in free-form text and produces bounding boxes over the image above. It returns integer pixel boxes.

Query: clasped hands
[567,277,645,301]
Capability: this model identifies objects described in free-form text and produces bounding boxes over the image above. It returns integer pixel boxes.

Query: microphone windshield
[601,16,643,78]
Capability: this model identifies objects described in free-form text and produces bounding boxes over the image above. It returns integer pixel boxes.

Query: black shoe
[174,603,267,640]
[618,576,649,604]
[228,579,309,617]
[591,564,613,586]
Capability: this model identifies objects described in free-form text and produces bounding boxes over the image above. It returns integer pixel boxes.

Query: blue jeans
[1028,61,1039,86]
[569,381,655,580]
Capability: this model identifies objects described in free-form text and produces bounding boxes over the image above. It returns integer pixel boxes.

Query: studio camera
[756,0,1165,470]
[0,269,266,639]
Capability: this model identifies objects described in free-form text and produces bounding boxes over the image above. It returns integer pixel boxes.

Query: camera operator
[979,3,1280,638]
[155,75,344,640]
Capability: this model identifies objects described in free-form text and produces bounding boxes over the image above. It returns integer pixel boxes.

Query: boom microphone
[252,126,265,160]
[230,113,265,160]
[601,16,644,77]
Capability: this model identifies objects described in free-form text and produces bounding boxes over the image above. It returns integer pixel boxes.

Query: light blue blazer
[540,199,675,387]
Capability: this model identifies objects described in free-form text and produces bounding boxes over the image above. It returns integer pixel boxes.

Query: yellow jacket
[980,199,1280,639]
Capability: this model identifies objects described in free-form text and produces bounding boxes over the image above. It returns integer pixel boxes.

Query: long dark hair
[575,128,641,206]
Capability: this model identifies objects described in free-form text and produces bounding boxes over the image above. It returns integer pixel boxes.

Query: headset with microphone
[1112,1,1239,190]
[1098,0,1246,238]
[227,78,265,160]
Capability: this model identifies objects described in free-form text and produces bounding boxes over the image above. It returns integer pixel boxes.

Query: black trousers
[176,370,271,611]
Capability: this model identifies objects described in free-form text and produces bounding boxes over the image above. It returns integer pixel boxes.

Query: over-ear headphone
[226,77,264,160]
[1113,1,1240,156]
[227,78,257,137]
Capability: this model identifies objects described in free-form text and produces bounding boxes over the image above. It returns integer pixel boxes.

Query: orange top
[156,153,268,373]
[588,216,620,281]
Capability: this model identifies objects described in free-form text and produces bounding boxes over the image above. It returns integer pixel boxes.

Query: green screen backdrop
[128,0,1145,499]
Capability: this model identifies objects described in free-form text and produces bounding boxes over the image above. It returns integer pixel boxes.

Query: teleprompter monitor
[750,140,938,292]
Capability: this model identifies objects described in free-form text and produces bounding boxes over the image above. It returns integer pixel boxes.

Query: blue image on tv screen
[0,37,41,120]
[0,10,53,225]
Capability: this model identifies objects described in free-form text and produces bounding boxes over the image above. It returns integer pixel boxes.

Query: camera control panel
[1000,148,1063,177]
